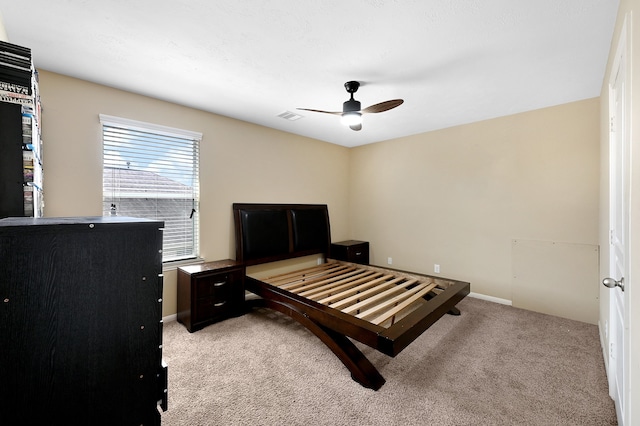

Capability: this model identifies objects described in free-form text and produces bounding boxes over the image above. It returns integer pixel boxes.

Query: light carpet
[160,297,616,425]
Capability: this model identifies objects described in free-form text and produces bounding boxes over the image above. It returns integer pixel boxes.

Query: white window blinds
[100,114,201,262]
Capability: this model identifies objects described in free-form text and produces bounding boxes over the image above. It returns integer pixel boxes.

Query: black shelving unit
[0,40,42,219]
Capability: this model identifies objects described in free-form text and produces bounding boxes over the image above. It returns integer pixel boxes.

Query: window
[100,114,201,263]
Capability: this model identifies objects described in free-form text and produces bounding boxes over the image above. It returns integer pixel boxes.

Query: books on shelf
[0,40,33,105]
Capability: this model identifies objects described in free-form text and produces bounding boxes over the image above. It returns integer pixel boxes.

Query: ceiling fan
[298,81,403,131]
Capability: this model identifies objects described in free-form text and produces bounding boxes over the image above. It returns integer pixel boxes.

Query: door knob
[603,277,625,291]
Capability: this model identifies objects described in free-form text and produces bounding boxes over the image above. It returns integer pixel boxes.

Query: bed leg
[425,291,461,316]
[247,299,386,391]
[318,324,386,391]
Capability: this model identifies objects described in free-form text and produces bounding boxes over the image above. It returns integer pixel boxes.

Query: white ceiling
[0,1,619,147]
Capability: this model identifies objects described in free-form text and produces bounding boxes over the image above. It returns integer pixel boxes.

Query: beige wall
[35,69,606,309]
[36,72,602,324]
[37,70,351,317]
[599,0,639,422]
[349,99,600,312]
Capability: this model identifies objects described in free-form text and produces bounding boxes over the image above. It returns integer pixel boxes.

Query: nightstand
[177,259,245,332]
[330,240,370,265]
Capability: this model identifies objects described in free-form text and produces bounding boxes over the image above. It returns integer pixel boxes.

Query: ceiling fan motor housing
[343,99,361,113]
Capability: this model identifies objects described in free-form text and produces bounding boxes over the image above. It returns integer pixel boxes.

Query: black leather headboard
[233,203,331,265]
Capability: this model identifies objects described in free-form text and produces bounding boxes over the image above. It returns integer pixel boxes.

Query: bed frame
[233,203,470,390]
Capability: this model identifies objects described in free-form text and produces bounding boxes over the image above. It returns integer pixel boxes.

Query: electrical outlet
[387,257,393,265]
[434,264,440,273]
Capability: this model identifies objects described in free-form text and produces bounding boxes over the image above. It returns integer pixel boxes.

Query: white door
[605,20,629,426]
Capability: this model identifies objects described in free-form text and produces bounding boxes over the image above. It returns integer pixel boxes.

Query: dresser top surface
[0,216,162,227]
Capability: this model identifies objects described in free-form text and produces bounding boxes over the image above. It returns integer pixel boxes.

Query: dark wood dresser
[0,216,167,425]
[177,259,245,332]
[330,240,370,265]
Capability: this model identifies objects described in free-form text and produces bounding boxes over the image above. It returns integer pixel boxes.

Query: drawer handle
[355,252,362,256]
[213,281,227,287]
[214,301,227,307]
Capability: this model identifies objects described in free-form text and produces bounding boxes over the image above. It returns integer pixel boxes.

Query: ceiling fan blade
[297,108,342,115]
[349,123,362,131]
[361,99,404,114]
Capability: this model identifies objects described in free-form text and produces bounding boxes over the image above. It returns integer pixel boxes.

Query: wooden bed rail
[250,260,470,357]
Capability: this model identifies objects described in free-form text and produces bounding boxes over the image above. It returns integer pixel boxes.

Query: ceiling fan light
[341,111,362,127]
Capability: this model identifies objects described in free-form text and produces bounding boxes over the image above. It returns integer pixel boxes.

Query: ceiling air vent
[277,111,303,121]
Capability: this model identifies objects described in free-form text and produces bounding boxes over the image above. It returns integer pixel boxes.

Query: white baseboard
[163,314,177,323]
[468,292,512,306]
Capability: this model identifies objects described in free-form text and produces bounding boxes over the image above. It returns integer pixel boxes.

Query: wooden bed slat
[290,268,368,292]
[283,267,368,293]
[369,283,439,325]
[299,271,382,299]
[266,263,346,287]
[339,278,419,314]
[264,262,335,284]
[275,264,355,290]
[318,275,403,306]
[356,282,438,322]
[304,272,388,301]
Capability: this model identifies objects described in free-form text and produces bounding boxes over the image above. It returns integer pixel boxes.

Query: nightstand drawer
[196,274,232,299]
[331,240,369,265]
[197,297,232,318]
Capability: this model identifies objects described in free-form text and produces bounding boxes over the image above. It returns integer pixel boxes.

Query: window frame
[100,114,202,265]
